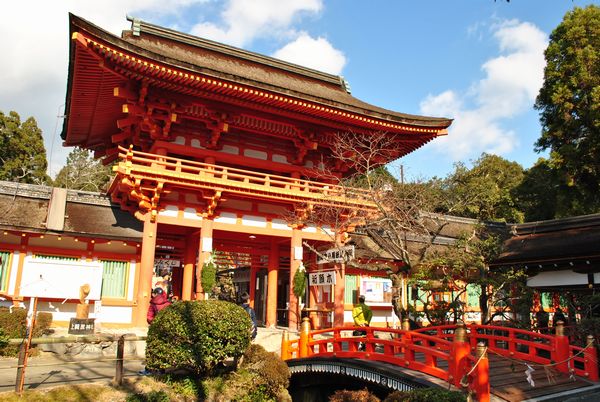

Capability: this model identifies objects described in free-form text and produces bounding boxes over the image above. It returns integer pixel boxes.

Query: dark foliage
[240,344,290,398]
[384,388,466,402]
[330,388,380,402]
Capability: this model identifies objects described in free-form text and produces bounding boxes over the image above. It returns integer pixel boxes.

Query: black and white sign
[309,270,336,286]
[317,245,354,264]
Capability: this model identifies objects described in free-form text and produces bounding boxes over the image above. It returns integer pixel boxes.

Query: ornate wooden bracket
[113,81,179,150]
[206,111,230,149]
[203,190,222,217]
[291,130,318,165]
[150,181,165,222]
[289,204,313,229]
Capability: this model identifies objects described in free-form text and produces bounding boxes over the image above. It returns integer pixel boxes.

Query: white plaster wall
[158,205,179,217]
[35,301,133,324]
[241,215,267,227]
[183,208,202,220]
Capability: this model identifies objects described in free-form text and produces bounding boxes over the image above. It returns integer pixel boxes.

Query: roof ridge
[126,15,347,90]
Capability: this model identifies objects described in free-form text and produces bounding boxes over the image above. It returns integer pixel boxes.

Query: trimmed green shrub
[146,300,251,374]
[240,344,290,398]
[0,307,52,356]
[384,388,466,402]
[330,388,380,402]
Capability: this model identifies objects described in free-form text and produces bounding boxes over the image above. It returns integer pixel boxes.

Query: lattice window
[101,260,128,299]
[344,274,358,304]
[34,254,78,262]
[466,283,480,308]
[0,251,11,292]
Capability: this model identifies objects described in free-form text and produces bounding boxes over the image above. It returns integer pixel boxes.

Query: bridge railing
[282,318,490,402]
[413,321,599,382]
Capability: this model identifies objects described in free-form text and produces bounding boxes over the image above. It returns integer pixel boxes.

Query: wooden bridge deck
[410,351,594,401]
[487,354,593,402]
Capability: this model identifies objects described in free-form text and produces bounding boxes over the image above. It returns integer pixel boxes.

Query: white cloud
[192,0,345,76]
[420,19,548,161]
[272,32,346,75]
[0,0,334,178]
[192,0,323,47]
[0,1,207,177]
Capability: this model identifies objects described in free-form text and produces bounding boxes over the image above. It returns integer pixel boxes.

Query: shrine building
[0,14,452,329]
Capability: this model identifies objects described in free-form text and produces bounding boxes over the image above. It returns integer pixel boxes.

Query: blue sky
[0,1,592,180]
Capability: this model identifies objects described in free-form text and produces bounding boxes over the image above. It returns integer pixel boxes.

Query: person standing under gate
[240,292,257,340]
[352,295,372,350]
[139,288,172,375]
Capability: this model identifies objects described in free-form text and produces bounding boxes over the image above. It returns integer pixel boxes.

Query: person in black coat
[240,292,257,340]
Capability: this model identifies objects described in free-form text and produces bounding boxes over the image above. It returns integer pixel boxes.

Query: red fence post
[585,335,599,382]
[472,342,490,402]
[299,317,310,358]
[468,323,478,350]
[553,321,570,373]
[450,323,470,388]
[281,330,290,360]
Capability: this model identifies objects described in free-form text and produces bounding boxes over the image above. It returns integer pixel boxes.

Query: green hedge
[0,307,53,356]
[146,300,251,374]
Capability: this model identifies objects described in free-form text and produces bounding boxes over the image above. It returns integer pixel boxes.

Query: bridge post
[585,335,599,382]
[281,330,290,360]
[299,317,310,358]
[450,323,469,388]
[553,321,570,373]
[472,342,490,402]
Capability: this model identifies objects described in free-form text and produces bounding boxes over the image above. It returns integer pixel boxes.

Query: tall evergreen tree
[0,111,49,184]
[434,153,525,223]
[534,5,600,214]
[53,147,112,192]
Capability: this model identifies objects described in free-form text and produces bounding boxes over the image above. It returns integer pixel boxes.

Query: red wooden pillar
[182,232,197,301]
[249,263,257,307]
[472,342,490,402]
[196,219,213,300]
[135,215,157,326]
[334,262,345,326]
[281,330,290,360]
[289,229,302,330]
[449,323,470,387]
[299,317,310,357]
[585,335,599,382]
[266,239,279,327]
[553,321,570,373]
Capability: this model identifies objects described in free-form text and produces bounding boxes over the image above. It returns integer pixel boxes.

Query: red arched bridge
[281,318,599,402]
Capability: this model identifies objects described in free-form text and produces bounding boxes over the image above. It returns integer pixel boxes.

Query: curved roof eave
[64,14,452,136]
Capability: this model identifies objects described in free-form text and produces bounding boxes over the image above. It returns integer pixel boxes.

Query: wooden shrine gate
[281,318,599,401]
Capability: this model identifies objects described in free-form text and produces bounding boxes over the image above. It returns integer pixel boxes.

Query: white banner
[308,270,336,286]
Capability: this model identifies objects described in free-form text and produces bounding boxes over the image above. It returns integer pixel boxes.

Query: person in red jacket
[147,287,171,324]
[139,288,171,375]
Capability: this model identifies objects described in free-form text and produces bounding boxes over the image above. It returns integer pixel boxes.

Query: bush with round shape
[240,344,290,398]
[383,388,466,402]
[330,388,380,402]
[146,300,252,374]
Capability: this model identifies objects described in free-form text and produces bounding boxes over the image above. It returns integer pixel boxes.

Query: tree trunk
[390,273,405,322]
